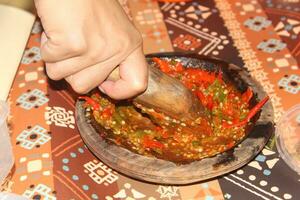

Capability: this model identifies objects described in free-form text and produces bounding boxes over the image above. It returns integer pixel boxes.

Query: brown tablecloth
[3,0,300,199]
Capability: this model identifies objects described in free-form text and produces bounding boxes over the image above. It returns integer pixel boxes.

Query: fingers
[41,31,87,63]
[65,62,112,94]
[45,56,82,81]
[45,43,111,80]
[99,47,148,99]
[35,0,147,99]
[64,51,123,94]
[65,47,148,96]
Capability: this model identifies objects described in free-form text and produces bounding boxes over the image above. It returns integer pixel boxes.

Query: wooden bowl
[75,53,274,185]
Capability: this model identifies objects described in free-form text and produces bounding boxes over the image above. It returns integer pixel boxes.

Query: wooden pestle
[107,63,208,122]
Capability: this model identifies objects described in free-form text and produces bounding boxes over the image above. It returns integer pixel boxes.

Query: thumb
[99,47,148,99]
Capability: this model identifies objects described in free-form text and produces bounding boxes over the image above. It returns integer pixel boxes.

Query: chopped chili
[80,58,268,163]
[78,96,100,111]
[242,88,253,103]
[223,96,269,128]
[143,136,164,150]
[152,57,172,73]
[102,106,114,118]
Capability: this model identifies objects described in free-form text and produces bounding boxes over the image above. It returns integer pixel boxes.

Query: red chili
[79,96,100,111]
[152,57,172,73]
[206,95,214,110]
[174,62,184,72]
[115,137,122,145]
[227,141,235,148]
[143,136,164,150]
[222,102,234,116]
[246,96,269,121]
[232,118,239,124]
[155,126,169,138]
[173,132,182,142]
[195,90,214,110]
[182,80,194,89]
[217,70,223,81]
[242,88,253,103]
[228,91,236,99]
[151,111,165,120]
[200,120,213,136]
[195,90,206,103]
[184,69,217,84]
[102,106,114,118]
[223,96,269,128]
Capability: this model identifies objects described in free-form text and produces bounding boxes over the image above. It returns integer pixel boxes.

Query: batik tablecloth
[2,0,300,199]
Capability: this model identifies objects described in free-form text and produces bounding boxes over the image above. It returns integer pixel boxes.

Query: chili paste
[80,58,269,163]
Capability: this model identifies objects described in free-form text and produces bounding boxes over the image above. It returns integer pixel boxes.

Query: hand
[34,0,148,99]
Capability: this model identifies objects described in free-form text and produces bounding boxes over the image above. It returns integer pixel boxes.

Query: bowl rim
[275,104,300,174]
[75,53,274,184]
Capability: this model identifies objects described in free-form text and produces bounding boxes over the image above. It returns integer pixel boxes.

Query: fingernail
[98,86,105,94]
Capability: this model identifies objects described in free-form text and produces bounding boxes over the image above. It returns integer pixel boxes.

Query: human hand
[34,0,148,99]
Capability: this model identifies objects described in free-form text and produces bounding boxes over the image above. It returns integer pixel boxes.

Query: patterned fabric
[2,0,300,199]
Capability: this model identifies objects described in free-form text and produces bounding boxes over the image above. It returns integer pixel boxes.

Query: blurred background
[0,0,36,100]
[0,0,34,12]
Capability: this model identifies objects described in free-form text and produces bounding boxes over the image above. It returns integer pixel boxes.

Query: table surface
[3,0,300,199]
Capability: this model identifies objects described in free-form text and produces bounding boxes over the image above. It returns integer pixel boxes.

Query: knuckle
[132,30,143,46]
[87,52,99,64]
[64,33,87,55]
[70,80,89,94]
[66,41,87,55]
[88,46,103,63]
[131,78,147,94]
[129,29,143,48]
[87,37,107,63]
[118,30,142,54]
[115,35,130,53]
[46,64,63,80]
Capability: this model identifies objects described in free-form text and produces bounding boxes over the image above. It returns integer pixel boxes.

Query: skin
[34,0,148,99]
